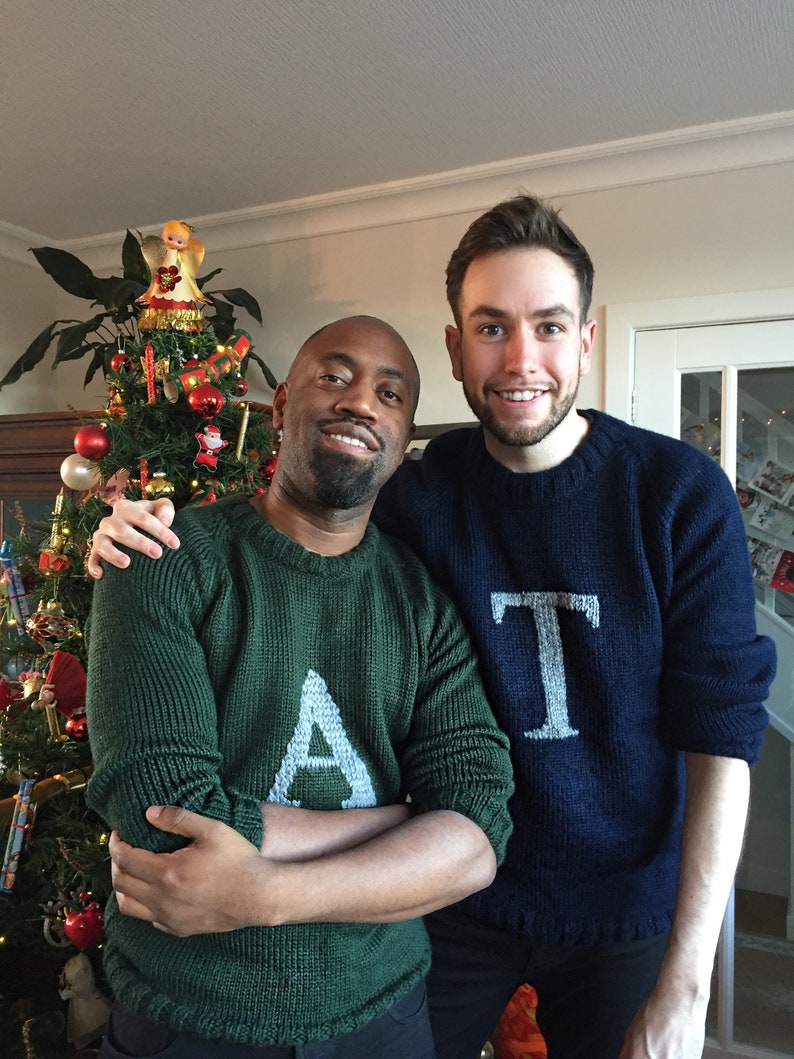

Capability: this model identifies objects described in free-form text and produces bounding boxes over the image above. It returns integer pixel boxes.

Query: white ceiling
[2,0,792,245]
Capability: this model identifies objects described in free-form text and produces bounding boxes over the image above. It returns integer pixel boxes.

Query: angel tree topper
[137,220,209,332]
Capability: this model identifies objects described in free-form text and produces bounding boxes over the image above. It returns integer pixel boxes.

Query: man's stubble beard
[462,378,580,449]
[309,447,386,509]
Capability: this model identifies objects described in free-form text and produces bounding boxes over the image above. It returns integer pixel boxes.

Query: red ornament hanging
[63,895,104,950]
[144,342,157,403]
[187,384,225,419]
[110,351,132,373]
[38,549,71,575]
[73,424,111,461]
[25,601,78,642]
[64,710,88,741]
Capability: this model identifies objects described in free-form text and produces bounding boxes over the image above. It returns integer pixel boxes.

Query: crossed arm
[110,801,496,936]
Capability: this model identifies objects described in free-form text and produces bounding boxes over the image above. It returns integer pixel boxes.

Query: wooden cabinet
[0,410,98,500]
[0,410,100,537]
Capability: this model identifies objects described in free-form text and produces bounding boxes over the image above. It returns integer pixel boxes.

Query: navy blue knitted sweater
[373,410,775,945]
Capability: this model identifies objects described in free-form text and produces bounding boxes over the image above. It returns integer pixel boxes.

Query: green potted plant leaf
[0,230,277,392]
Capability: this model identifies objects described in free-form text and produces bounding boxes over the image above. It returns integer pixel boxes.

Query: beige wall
[2,160,792,421]
[0,257,66,413]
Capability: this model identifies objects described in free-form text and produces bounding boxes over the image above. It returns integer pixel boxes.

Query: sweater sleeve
[657,451,775,763]
[84,535,265,853]
[396,569,515,864]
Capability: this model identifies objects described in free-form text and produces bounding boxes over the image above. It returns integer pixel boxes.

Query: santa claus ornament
[194,423,229,473]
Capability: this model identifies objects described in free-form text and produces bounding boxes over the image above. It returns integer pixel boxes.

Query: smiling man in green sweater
[85,315,514,1059]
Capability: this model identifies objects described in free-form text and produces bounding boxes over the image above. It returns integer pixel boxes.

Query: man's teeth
[329,433,367,449]
[502,390,544,401]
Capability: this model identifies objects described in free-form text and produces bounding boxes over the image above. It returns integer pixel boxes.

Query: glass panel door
[678,364,794,1054]
[635,320,794,1058]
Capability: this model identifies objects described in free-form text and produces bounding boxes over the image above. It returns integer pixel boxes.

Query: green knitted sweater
[85,496,514,1046]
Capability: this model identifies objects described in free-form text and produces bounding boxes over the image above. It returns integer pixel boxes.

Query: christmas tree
[0,221,276,1057]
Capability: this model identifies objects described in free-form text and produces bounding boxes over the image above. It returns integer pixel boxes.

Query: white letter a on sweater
[268,669,376,808]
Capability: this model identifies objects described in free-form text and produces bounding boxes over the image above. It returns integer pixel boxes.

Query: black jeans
[99,980,435,1058]
[425,904,669,1059]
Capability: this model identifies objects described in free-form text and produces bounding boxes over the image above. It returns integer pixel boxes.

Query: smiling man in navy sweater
[91,197,775,1059]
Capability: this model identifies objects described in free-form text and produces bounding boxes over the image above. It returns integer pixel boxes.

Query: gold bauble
[144,473,176,500]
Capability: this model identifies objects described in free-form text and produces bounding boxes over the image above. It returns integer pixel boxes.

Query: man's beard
[310,447,384,509]
[462,382,579,448]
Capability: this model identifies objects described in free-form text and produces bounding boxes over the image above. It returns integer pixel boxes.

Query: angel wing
[140,235,168,272]
[179,237,209,303]
[136,235,169,303]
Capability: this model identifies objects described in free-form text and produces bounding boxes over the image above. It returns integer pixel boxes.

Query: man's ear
[579,319,597,377]
[399,421,417,455]
[271,382,288,430]
[445,325,463,382]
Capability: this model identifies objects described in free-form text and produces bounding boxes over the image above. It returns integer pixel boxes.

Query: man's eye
[541,323,562,335]
[479,324,505,337]
[319,373,343,384]
[381,389,402,402]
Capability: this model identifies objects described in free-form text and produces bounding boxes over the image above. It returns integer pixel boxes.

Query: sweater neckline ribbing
[188,495,382,578]
[437,410,618,503]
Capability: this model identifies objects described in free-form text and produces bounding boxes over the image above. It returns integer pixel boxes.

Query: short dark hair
[445,194,594,326]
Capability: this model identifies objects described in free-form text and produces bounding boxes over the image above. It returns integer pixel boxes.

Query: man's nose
[335,381,377,419]
[503,327,539,375]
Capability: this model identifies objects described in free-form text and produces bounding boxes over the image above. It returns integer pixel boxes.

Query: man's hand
[111,802,412,934]
[617,753,749,1058]
[618,986,707,1058]
[87,497,180,579]
[110,806,265,935]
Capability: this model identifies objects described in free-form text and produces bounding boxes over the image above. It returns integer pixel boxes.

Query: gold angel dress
[137,220,210,332]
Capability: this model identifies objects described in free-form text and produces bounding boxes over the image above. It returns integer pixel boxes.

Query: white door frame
[604,287,794,1059]
[603,287,794,423]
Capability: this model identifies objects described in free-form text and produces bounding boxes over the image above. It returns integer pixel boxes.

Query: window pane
[680,370,722,460]
[738,367,794,631]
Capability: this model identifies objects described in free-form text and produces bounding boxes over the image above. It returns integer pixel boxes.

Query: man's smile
[328,432,368,449]
[497,388,547,403]
[320,421,379,452]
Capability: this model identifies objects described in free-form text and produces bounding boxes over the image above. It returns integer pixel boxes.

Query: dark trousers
[425,905,669,1059]
[99,981,434,1058]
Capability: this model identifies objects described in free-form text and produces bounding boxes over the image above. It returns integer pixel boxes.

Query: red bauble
[25,602,77,642]
[110,351,132,373]
[235,376,249,397]
[63,901,104,950]
[73,424,111,461]
[65,711,88,740]
[187,384,225,419]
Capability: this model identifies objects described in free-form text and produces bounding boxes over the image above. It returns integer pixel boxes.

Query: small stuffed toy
[59,952,112,1050]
